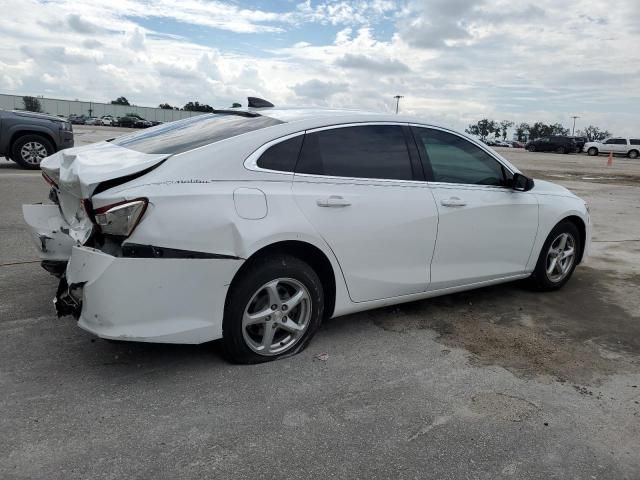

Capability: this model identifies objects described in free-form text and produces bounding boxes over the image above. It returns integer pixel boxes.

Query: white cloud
[0,0,638,136]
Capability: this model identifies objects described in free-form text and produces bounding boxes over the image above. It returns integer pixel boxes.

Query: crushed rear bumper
[58,246,243,344]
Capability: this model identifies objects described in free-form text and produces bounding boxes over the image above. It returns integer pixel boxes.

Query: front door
[292,124,438,302]
[412,126,539,290]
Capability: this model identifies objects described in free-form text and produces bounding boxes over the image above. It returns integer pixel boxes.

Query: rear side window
[296,125,413,180]
[256,135,303,172]
[605,138,627,145]
[111,113,283,154]
[631,139,640,145]
[413,127,510,186]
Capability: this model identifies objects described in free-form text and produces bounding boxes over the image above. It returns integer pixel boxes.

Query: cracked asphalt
[1,129,639,479]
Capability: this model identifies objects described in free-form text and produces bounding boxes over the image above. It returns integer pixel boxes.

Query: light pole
[394,95,404,114]
[571,115,579,135]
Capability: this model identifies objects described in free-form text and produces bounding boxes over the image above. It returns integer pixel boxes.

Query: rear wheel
[222,255,324,364]
[527,145,536,152]
[11,134,54,169]
[529,221,580,291]
[587,147,598,156]
[555,146,566,154]
[628,150,639,159]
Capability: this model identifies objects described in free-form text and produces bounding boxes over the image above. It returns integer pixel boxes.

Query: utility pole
[571,116,579,135]
[394,95,404,114]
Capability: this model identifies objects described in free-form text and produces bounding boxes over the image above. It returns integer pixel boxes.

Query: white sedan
[23,104,591,363]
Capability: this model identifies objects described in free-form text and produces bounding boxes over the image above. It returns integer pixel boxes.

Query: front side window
[413,127,510,186]
[112,113,283,155]
[296,125,414,180]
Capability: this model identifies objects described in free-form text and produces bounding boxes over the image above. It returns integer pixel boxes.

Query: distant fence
[0,93,206,122]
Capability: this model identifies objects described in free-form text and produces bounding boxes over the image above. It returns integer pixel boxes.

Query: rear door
[412,126,539,290]
[292,124,438,302]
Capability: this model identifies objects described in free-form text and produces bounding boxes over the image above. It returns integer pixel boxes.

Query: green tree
[231,102,241,108]
[550,123,569,136]
[111,96,130,106]
[183,101,214,112]
[515,122,530,142]
[528,122,570,140]
[577,126,611,142]
[465,119,499,141]
[499,120,514,141]
[22,96,42,112]
[158,103,174,109]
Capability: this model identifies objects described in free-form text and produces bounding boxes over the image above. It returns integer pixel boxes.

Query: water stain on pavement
[373,267,640,384]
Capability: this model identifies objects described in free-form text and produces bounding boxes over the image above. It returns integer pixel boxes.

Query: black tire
[11,134,55,169]
[587,147,598,156]
[555,146,566,154]
[527,145,536,152]
[628,149,639,159]
[529,221,581,291]
[222,254,324,364]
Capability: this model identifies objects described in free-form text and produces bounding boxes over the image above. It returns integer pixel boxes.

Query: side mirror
[512,173,534,192]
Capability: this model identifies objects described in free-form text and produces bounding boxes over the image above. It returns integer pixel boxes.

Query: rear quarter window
[256,135,304,172]
[630,139,640,146]
[111,113,283,155]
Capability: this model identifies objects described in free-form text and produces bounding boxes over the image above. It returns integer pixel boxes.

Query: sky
[0,0,639,136]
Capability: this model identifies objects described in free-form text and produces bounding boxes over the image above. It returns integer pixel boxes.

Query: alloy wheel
[242,278,312,356]
[20,141,48,165]
[545,233,576,283]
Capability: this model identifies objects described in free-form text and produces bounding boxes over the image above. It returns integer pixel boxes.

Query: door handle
[440,196,467,207]
[316,195,351,208]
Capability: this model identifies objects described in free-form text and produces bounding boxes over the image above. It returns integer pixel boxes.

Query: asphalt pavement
[1,130,639,479]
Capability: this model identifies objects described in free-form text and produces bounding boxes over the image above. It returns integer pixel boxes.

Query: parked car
[568,136,587,153]
[69,114,86,125]
[525,136,576,154]
[117,116,142,128]
[584,138,640,159]
[483,138,497,146]
[0,109,74,169]
[100,115,115,126]
[511,141,525,148]
[494,140,512,147]
[84,117,103,126]
[23,106,590,363]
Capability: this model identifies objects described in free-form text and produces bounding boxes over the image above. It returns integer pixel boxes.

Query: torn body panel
[22,204,76,262]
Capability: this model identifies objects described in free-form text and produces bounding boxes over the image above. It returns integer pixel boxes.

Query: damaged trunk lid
[40,141,170,244]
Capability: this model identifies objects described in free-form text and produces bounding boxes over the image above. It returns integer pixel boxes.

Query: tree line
[113,96,241,112]
[466,118,612,142]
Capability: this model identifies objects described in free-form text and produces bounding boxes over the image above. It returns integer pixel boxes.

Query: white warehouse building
[0,93,206,123]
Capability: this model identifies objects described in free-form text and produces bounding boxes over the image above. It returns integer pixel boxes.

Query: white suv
[584,138,640,158]
[23,105,591,363]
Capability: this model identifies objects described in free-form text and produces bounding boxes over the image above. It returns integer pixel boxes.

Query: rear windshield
[111,113,283,154]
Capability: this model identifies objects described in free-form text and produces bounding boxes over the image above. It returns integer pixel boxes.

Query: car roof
[230,106,423,126]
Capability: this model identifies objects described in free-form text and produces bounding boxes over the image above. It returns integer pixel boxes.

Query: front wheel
[587,147,598,156]
[529,221,581,291]
[555,146,566,154]
[527,145,536,152]
[628,150,639,159]
[222,255,324,364]
[11,134,54,169]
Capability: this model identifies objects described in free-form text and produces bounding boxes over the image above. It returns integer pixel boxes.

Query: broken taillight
[93,198,148,237]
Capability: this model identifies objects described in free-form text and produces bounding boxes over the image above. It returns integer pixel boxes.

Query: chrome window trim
[244,121,521,191]
[243,131,305,175]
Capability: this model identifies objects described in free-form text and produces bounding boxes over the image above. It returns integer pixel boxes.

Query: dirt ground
[1,130,639,479]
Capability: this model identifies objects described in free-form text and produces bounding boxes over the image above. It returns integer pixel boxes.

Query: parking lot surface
[1,127,639,479]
